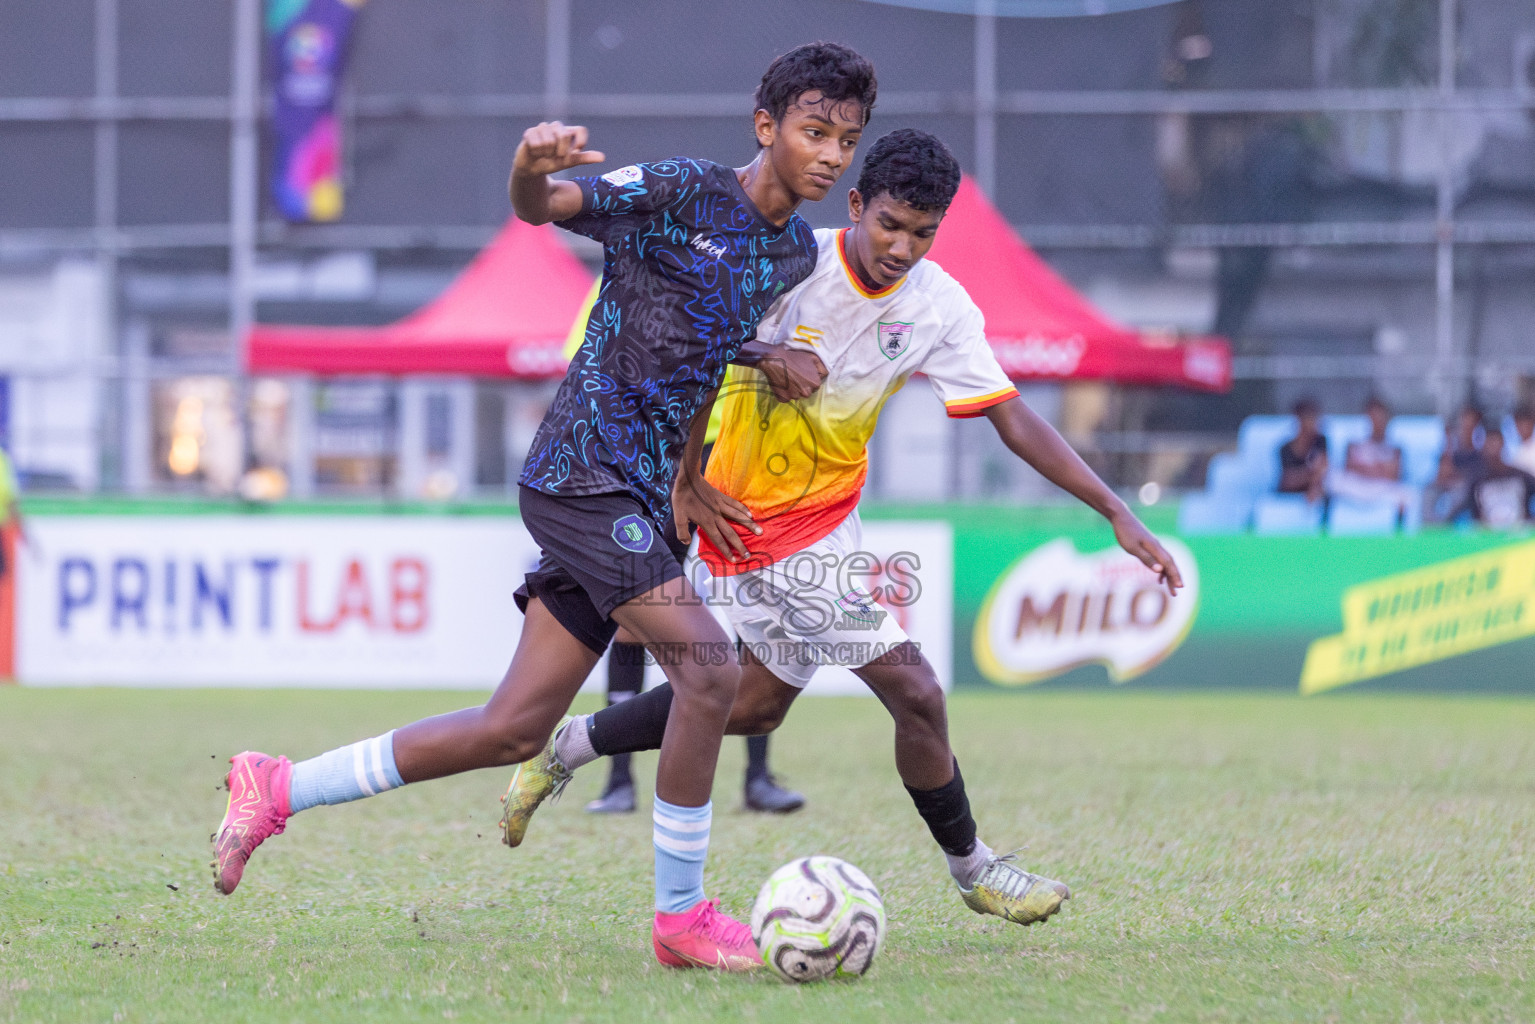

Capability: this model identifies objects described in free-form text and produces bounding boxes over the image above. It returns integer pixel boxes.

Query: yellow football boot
[498,723,574,848]
[959,853,1071,925]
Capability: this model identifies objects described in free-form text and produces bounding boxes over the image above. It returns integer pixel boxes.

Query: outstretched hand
[513,121,605,177]
[672,468,760,563]
[1111,512,1183,595]
[758,346,828,402]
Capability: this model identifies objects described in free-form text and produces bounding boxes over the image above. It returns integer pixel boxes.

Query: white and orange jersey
[700,227,1018,575]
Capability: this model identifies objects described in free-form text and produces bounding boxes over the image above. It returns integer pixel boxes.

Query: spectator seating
[1178,412,1441,535]
[1385,416,1444,488]
[1235,415,1298,481]
[1176,476,1256,534]
[1323,415,1370,464]
[1327,496,1401,536]
[1252,493,1324,534]
[1499,415,1523,457]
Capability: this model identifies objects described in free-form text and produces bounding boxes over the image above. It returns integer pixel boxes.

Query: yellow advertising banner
[1300,538,1535,694]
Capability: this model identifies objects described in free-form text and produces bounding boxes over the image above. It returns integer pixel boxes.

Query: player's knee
[890,669,947,731]
[733,695,788,736]
[672,660,741,718]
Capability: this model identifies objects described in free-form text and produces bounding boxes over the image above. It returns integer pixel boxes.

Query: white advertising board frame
[17,515,952,695]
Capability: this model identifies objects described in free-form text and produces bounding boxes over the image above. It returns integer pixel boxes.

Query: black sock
[904,759,978,858]
[602,643,646,787]
[745,734,770,782]
[605,751,634,789]
[589,681,674,757]
[608,641,646,692]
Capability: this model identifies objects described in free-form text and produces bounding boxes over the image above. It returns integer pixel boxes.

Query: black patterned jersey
[519,158,818,523]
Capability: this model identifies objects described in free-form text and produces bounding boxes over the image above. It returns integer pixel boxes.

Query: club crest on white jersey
[877,321,915,360]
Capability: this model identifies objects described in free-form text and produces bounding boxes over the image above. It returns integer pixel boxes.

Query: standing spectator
[1508,405,1535,477]
[1329,396,1412,519]
[1425,405,1485,523]
[1278,398,1327,502]
[1448,429,1535,527]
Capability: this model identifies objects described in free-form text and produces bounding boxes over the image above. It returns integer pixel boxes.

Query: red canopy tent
[248,178,1229,392]
[927,177,1231,393]
[246,217,593,378]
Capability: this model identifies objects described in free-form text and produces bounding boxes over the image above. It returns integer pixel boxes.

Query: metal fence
[3,0,1535,499]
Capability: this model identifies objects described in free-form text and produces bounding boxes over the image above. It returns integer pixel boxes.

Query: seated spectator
[1277,398,1327,502]
[1447,404,1486,477]
[1509,405,1535,477]
[1448,429,1535,528]
[1424,405,1485,523]
[1328,395,1412,518]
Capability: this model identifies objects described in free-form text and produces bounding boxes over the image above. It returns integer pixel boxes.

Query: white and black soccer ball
[750,855,886,983]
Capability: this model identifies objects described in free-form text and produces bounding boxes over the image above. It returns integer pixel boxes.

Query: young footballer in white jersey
[501,129,1184,927]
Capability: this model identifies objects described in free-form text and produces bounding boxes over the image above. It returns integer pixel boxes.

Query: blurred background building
[2,0,1534,502]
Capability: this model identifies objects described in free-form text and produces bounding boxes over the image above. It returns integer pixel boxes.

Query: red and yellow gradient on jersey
[702,358,902,574]
[698,228,1018,576]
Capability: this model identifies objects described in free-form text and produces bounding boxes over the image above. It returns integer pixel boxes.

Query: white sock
[947,838,994,889]
[288,731,404,814]
[653,797,711,913]
[552,716,598,771]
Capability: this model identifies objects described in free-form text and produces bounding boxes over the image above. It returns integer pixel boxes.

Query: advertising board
[932,504,1535,692]
[10,502,1527,694]
[9,511,953,694]
[17,515,538,687]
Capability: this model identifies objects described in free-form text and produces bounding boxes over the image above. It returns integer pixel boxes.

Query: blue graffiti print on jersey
[520,158,817,524]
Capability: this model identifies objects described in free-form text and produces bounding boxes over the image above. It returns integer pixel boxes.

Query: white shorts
[697,510,912,689]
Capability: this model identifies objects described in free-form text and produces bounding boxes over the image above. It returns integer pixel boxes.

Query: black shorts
[514,485,690,655]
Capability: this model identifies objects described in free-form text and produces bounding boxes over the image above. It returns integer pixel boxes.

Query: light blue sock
[652,797,711,913]
[288,731,405,814]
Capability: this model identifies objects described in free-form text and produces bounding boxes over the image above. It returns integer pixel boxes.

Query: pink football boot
[212,751,292,895]
[652,899,762,972]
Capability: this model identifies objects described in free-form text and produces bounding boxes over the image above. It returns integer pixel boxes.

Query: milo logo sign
[972,537,1198,685]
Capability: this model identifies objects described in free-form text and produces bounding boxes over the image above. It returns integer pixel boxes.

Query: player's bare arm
[508,121,605,225]
[733,340,827,401]
[671,390,759,560]
[984,397,1183,594]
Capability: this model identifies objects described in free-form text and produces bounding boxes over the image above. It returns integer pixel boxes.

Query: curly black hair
[755,42,877,128]
[855,129,962,211]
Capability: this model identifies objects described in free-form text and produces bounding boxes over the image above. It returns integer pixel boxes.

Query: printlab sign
[17,516,955,693]
[19,517,540,687]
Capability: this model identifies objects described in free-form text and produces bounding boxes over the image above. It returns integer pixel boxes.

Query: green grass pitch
[2,687,1533,1023]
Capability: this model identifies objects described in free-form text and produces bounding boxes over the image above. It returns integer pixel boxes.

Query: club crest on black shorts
[611,514,655,553]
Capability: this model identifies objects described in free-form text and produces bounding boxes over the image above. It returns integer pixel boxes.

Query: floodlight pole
[974,0,999,199]
[1433,0,1458,416]
[229,0,261,498]
[545,0,571,120]
[94,0,119,492]
[230,0,260,363]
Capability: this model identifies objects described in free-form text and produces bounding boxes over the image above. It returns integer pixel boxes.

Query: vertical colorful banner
[268,0,367,223]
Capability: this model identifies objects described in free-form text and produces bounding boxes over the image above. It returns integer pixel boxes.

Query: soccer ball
[750,855,886,983]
